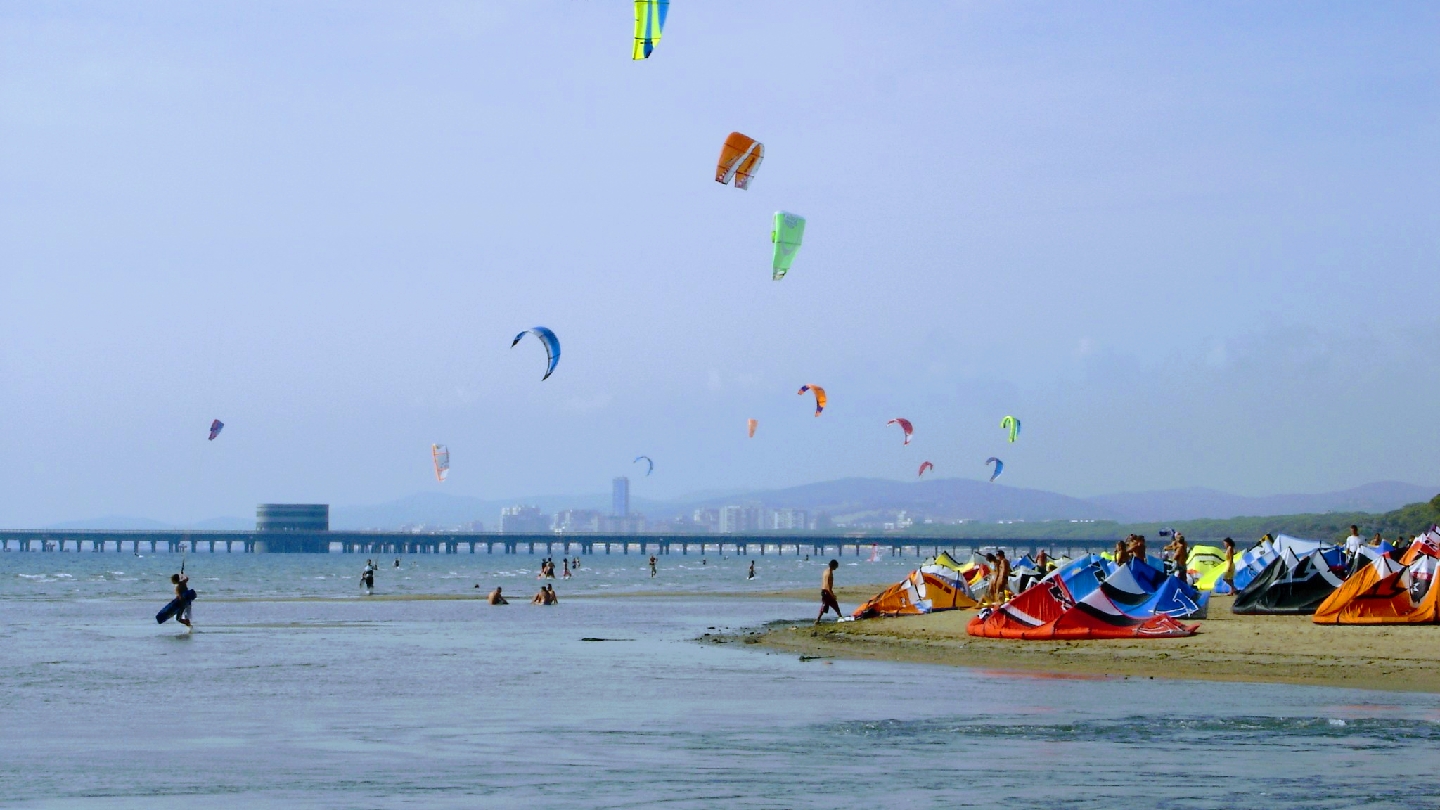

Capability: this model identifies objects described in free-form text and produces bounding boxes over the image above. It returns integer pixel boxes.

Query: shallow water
[3,554,1439,809]
[0,546,918,601]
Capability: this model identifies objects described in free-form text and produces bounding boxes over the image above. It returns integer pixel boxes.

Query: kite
[798,384,826,416]
[747,418,758,438]
[1001,415,1021,443]
[632,0,668,60]
[432,444,450,482]
[887,418,913,445]
[772,211,806,280]
[207,420,224,441]
[716,133,764,190]
[634,455,654,476]
[918,461,934,478]
[511,326,561,380]
[986,457,1004,482]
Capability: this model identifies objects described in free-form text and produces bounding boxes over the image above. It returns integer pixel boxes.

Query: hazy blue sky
[2,2,1437,525]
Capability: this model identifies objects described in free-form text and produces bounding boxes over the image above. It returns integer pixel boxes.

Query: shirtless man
[543,585,558,605]
[1164,533,1190,581]
[1221,538,1237,591]
[169,572,193,629]
[1128,535,1147,563]
[747,561,756,580]
[816,559,842,624]
[532,586,547,605]
[487,586,508,605]
[987,550,1012,604]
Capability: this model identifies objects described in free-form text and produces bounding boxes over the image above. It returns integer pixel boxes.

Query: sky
[1,2,1437,526]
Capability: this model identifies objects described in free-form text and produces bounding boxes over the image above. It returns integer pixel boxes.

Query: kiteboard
[156,589,197,624]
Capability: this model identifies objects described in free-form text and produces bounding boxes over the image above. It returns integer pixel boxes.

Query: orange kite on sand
[1313,543,1439,625]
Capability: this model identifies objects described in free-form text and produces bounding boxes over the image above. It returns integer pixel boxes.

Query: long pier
[0,529,1113,560]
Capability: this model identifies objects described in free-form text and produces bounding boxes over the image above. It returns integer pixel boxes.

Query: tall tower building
[612,477,630,517]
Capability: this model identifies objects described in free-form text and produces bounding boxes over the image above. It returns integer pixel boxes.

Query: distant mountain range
[38,479,1437,531]
[1085,482,1440,523]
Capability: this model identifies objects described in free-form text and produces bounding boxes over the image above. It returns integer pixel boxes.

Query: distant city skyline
[2,4,1437,526]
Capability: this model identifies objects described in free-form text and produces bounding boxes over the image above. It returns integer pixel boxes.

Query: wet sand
[751,595,1440,693]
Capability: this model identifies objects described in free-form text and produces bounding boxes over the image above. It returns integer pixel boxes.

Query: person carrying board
[169,571,193,628]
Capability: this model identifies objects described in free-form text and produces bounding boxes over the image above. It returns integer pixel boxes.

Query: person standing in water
[747,561,756,580]
[361,559,376,595]
[394,559,401,568]
[170,572,193,629]
[562,558,572,579]
[487,586,508,605]
[816,559,842,624]
[649,555,657,578]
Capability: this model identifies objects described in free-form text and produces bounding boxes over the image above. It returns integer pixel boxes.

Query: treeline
[900,495,1440,544]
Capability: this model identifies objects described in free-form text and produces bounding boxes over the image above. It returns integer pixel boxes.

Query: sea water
[3,552,1439,809]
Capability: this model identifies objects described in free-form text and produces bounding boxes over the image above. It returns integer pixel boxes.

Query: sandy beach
[747,594,1440,693]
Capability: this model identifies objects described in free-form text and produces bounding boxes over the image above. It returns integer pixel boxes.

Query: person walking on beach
[170,571,193,629]
[361,559,376,595]
[649,555,658,578]
[487,586,508,605]
[747,561,756,580]
[1221,538,1237,591]
[987,550,1012,604]
[816,559,842,624]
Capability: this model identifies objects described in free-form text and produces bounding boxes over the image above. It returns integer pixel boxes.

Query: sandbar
[747,595,1440,693]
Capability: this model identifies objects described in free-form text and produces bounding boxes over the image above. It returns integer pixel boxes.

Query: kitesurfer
[170,572,192,628]
[361,559,376,594]
[487,586,508,605]
[815,559,842,624]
